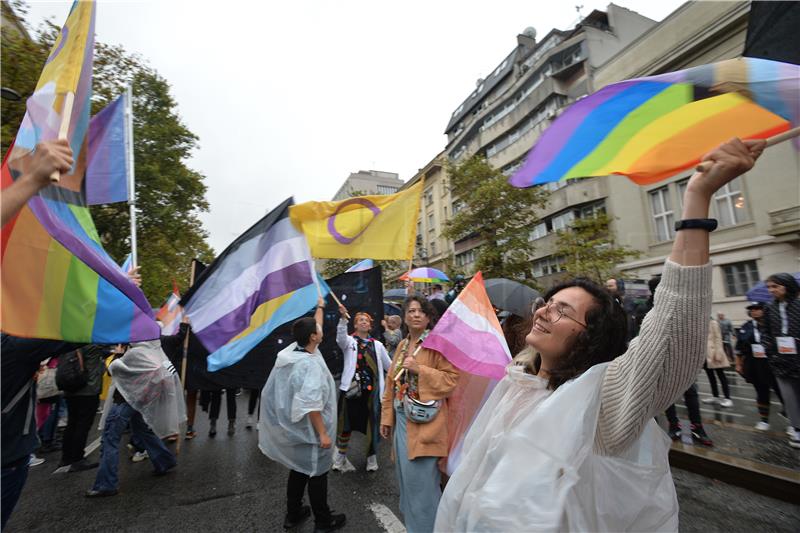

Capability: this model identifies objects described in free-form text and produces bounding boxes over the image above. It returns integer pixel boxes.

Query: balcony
[767,205,800,237]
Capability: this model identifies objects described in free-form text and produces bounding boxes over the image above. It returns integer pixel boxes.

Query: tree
[443,155,548,285]
[553,211,641,283]
[1,3,214,303]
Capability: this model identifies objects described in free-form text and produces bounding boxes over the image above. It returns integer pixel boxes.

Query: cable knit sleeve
[595,259,712,456]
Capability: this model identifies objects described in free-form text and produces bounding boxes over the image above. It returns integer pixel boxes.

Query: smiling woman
[435,137,767,532]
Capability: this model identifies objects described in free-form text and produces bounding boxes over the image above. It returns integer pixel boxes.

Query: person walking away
[333,306,391,473]
[736,301,785,430]
[207,388,237,437]
[258,299,346,532]
[58,345,107,472]
[246,388,261,429]
[380,295,459,533]
[702,318,733,407]
[717,312,735,362]
[761,273,800,448]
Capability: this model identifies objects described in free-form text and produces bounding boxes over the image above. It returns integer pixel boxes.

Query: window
[427,213,435,232]
[722,261,760,296]
[455,249,478,267]
[452,200,464,215]
[532,256,565,277]
[551,210,575,231]
[377,185,398,195]
[430,242,437,256]
[530,222,547,240]
[649,187,674,242]
[715,177,747,227]
[424,190,434,206]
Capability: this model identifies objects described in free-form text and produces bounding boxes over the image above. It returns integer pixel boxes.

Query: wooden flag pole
[49,91,75,182]
[696,127,800,173]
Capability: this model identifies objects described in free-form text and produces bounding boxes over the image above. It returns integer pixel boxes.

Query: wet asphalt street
[6,394,799,532]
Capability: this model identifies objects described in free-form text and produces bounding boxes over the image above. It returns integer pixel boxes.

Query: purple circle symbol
[45,26,69,65]
[327,198,382,244]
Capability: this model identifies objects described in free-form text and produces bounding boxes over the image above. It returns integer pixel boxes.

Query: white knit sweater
[595,259,712,456]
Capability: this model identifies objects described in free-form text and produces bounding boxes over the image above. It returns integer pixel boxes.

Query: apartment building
[331,170,403,201]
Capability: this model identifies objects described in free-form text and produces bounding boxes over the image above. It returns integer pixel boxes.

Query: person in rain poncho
[86,341,186,497]
[259,298,346,532]
[435,138,765,532]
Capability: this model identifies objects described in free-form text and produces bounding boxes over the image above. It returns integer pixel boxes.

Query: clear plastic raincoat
[107,341,187,439]
[435,363,678,532]
[258,342,337,476]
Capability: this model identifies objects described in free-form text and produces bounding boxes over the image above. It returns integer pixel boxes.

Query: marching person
[435,138,765,531]
[332,305,391,473]
[380,295,459,533]
[702,318,733,407]
[761,273,800,448]
[259,298,345,532]
[736,301,784,430]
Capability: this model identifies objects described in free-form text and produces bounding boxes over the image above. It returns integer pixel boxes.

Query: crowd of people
[3,138,799,532]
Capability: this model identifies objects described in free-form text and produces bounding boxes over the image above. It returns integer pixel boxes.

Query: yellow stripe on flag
[289,180,423,260]
[229,291,294,343]
[36,1,95,94]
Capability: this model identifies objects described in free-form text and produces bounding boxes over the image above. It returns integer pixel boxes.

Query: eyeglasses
[534,299,587,328]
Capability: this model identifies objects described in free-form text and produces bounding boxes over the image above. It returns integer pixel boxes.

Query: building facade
[331,169,403,201]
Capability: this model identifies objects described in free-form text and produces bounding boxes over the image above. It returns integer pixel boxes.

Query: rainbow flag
[1,1,159,344]
[422,271,511,474]
[510,57,800,187]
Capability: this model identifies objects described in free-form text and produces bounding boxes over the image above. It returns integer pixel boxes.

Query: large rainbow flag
[422,271,512,474]
[510,57,800,187]
[1,1,160,343]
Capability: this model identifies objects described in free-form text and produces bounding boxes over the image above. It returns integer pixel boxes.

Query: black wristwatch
[674,218,718,232]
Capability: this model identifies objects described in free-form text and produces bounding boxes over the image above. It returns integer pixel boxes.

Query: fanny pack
[345,376,361,399]
[402,394,440,424]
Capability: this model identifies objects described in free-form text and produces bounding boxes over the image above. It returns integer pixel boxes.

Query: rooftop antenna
[575,4,584,17]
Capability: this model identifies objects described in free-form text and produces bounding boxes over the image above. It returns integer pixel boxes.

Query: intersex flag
[422,271,512,474]
[155,282,183,336]
[289,180,423,260]
[181,198,328,372]
[510,57,800,187]
[86,93,129,205]
[1,1,160,343]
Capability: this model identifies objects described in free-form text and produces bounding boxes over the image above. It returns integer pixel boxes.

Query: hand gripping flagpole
[695,127,800,173]
[49,91,75,182]
[125,85,138,267]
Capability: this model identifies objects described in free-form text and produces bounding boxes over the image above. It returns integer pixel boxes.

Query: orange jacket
[381,339,459,460]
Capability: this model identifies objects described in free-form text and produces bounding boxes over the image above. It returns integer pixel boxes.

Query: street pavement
[7,390,800,532]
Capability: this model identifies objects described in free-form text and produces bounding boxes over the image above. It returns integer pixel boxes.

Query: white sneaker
[787,426,796,437]
[789,436,800,449]
[701,397,718,404]
[331,451,346,472]
[29,454,45,467]
[719,398,733,408]
[131,451,149,463]
[366,455,378,472]
[754,421,770,431]
[246,415,255,429]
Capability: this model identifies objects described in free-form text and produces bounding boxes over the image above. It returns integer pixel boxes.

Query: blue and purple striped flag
[180,198,328,371]
[86,93,129,205]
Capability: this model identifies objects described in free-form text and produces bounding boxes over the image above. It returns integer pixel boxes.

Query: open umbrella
[384,288,407,301]
[399,267,450,283]
[484,278,540,318]
[510,57,800,188]
[746,273,800,303]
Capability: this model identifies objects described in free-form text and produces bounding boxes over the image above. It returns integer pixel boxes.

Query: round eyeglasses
[533,299,587,328]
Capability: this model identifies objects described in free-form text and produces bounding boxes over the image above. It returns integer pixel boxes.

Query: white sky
[23,0,685,253]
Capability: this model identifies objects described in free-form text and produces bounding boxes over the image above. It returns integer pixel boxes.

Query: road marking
[369,503,406,533]
[84,437,101,456]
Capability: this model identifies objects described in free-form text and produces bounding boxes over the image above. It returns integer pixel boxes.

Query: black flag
[744,1,800,65]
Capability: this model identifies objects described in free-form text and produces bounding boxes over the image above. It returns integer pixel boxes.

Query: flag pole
[696,127,800,173]
[49,91,75,182]
[125,85,138,267]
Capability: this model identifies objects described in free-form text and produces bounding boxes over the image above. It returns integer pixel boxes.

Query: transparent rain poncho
[258,342,337,477]
[107,341,187,438]
[435,363,678,532]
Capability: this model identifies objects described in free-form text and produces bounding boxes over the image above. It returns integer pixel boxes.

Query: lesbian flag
[510,57,799,187]
[422,271,512,474]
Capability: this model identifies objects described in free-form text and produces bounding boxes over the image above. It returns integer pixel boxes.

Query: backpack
[56,349,88,393]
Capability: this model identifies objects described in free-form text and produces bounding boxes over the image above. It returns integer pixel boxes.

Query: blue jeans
[1,459,29,530]
[92,403,176,492]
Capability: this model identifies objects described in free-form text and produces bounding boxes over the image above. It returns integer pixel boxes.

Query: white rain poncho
[435,363,678,532]
[258,342,337,476]
[107,341,187,439]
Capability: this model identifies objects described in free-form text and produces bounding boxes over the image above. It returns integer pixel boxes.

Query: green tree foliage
[443,155,548,285]
[553,211,641,283]
[1,3,214,304]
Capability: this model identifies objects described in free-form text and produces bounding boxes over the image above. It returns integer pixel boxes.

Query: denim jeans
[91,402,176,492]
[1,459,30,530]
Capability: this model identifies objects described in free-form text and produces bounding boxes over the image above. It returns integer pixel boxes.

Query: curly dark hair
[402,294,439,329]
[529,278,628,390]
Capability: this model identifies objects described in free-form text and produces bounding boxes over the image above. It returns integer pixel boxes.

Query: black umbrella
[384,288,407,301]
[484,278,540,318]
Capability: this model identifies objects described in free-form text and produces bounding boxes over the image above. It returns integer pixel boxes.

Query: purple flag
[86,94,129,205]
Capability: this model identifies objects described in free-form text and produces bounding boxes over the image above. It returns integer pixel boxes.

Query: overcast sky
[24,0,684,253]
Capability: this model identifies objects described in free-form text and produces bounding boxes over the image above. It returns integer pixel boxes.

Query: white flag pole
[125,85,138,268]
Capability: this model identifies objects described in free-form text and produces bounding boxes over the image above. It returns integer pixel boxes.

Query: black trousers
[704,364,730,398]
[665,383,702,426]
[60,395,100,466]
[209,389,236,420]
[287,470,331,522]
[247,388,260,416]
